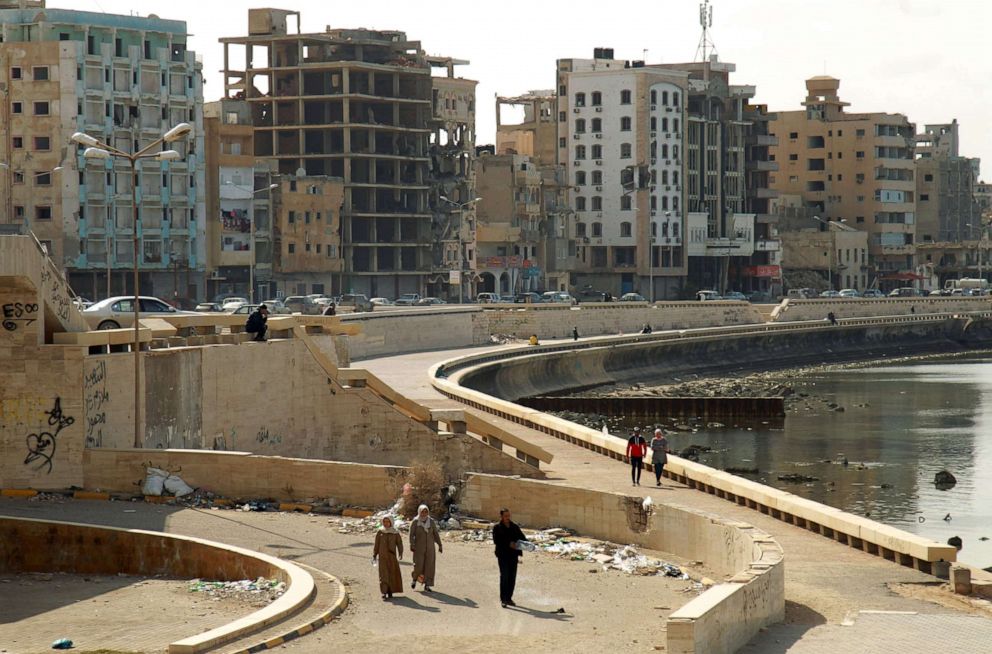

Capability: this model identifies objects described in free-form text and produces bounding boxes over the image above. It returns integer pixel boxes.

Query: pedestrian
[641,323,652,334]
[245,304,268,342]
[528,334,540,346]
[409,504,442,592]
[373,515,404,600]
[650,428,669,487]
[493,507,526,608]
[572,326,579,341]
[626,427,648,486]
[827,311,837,326]
[323,301,336,316]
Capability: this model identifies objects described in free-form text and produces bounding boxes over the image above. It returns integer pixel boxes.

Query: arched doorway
[479,272,496,294]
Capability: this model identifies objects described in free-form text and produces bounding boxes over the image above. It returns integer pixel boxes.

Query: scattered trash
[642,496,653,511]
[163,473,194,498]
[188,576,286,604]
[777,473,819,483]
[51,638,73,650]
[143,466,194,497]
[516,540,537,552]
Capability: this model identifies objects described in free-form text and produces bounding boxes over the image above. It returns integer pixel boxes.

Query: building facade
[769,76,916,289]
[220,9,475,300]
[0,0,206,300]
[269,174,343,295]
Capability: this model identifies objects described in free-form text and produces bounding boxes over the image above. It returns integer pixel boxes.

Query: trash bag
[51,638,73,650]
[516,540,537,552]
[164,474,194,497]
[142,467,169,496]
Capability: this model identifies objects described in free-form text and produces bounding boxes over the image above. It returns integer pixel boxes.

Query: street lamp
[223,181,278,302]
[439,195,482,303]
[72,123,192,449]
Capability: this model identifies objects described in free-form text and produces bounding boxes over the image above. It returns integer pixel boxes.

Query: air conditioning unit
[573,108,581,113]
[574,160,582,166]
[596,212,603,217]
[650,131,657,138]
[595,133,603,139]
[582,237,590,243]
[650,158,657,165]
[595,185,603,191]
[676,185,682,191]
[595,107,603,112]
[665,237,672,243]
[665,185,671,191]
[595,160,603,165]
[666,107,673,112]
[650,104,657,110]
[650,210,657,216]
[665,159,671,165]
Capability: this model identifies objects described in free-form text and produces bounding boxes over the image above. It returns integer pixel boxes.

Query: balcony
[752,134,778,147]
[752,160,778,172]
[755,239,780,252]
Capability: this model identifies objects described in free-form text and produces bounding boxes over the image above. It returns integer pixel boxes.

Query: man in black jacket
[245,305,268,342]
[492,507,525,608]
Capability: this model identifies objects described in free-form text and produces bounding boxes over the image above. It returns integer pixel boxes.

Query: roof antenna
[695,0,717,62]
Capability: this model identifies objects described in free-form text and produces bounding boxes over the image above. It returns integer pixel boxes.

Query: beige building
[779,222,869,292]
[270,175,343,296]
[770,76,916,289]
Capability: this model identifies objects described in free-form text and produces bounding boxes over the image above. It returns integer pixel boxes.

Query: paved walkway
[361,343,992,651]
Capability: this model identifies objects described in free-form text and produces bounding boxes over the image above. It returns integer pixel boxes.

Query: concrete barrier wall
[460,473,784,654]
[771,296,991,322]
[83,449,406,506]
[341,307,485,360]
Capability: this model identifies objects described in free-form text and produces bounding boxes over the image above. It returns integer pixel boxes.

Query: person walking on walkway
[410,504,442,592]
[572,326,579,341]
[373,515,404,600]
[650,428,669,487]
[493,507,525,608]
[245,305,268,342]
[626,427,648,486]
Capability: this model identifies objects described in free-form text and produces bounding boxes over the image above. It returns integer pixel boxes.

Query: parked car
[395,293,422,306]
[838,289,861,298]
[415,297,447,306]
[786,288,818,300]
[861,288,885,298]
[231,303,259,315]
[338,293,373,312]
[370,297,394,306]
[697,290,722,301]
[620,292,647,302]
[261,299,291,314]
[541,291,576,305]
[73,297,94,310]
[83,295,191,330]
[283,295,321,314]
[722,291,747,301]
[477,292,501,304]
[888,287,916,297]
[746,291,774,303]
[819,290,841,298]
[576,289,611,303]
[513,292,543,304]
[194,302,223,312]
[221,296,249,312]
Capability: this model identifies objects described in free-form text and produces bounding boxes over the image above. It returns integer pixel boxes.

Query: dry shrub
[396,460,445,519]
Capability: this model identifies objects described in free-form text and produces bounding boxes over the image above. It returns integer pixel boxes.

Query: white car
[221,297,249,312]
[370,297,394,306]
[838,289,861,298]
[83,295,189,330]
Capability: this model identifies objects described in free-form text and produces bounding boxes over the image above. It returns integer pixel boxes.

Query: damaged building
[219,9,476,298]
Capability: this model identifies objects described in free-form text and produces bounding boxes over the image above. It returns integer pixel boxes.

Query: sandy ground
[0,500,703,654]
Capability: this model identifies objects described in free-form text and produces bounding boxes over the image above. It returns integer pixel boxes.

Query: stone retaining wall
[771,296,991,322]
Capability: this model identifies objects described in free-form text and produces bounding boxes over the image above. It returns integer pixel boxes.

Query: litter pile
[333,498,409,535]
[188,577,286,605]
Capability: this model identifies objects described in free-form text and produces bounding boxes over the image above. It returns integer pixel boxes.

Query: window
[591,144,602,159]
[32,66,48,81]
[33,101,49,115]
[856,173,865,184]
[591,118,602,133]
[576,196,587,211]
[857,195,865,202]
[316,243,322,254]
[856,151,864,160]
[673,119,679,132]
[672,196,679,210]
[620,143,632,159]
[112,299,135,313]
[924,174,934,182]
[591,170,602,185]
[661,196,669,210]
[856,129,865,138]
[838,130,843,137]
[661,144,669,159]
[650,117,657,131]
[559,111,566,122]
[620,116,632,131]
[837,174,843,181]
[13,172,24,184]
[14,206,24,218]
[620,89,632,104]
[789,132,798,140]
[673,92,680,106]
[12,136,23,149]
[11,66,22,79]
[661,170,669,185]
[575,145,586,160]
[288,210,296,224]
[305,243,311,252]
[575,92,586,107]
[621,196,632,211]
[35,172,51,186]
[12,102,22,114]
[304,211,311,224]
[575,171,586,186]
[33,136,50,150]
[592,222,603,237]
[576,222,587,237]
[662,117,669,131]
[36,206,52,220]
[591,196,602,211]
[856,216,865,223]
[559,137,566,148]
[620,221,632,236]
[651,195,657,210]
[651,90,657,104]
[837,152,843,159]
[288,243,296,254]
[920,194,929,201]
[591,91,602,106]
[789,153,798,161]
[662,91,669,105]
[575,118,586,133]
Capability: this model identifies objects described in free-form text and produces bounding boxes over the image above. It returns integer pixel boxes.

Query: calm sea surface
[616,357,992,568]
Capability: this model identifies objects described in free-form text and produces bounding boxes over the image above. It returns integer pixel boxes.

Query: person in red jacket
[626,427,648,486]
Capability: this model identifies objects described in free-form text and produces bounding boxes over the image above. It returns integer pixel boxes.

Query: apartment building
[557,49,690,299]
[495,91,573,292]
[220,9,476,300]
[0,0,205,300]
[770,76,916,289]
[269,174,343,295]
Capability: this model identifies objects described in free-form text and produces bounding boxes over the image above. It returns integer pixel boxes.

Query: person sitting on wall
[245,305,269,342]
[528,334,540,346]
[641,324,653,334]
[827,311,837,326]
[323,302,336,316]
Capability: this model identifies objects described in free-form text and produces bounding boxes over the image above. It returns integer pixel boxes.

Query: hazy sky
[63,0,991,178]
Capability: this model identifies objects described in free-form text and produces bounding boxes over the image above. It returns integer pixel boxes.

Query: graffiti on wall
[40,265,71,323]
[83,361,109,447]
[256,427,283,446]
[24,397,75,474]
[2,302,38,331]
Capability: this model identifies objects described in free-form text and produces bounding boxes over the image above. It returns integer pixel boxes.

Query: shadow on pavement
[742,600,827,653]
[389,596,441,613]
[505,605,573,621]
[422,589,479,608]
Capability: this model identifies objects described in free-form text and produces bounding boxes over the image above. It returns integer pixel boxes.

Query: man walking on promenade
[626,427,648,486]
[493,507,525,608]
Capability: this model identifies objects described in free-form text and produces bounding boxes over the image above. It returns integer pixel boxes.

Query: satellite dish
[295,167,306,177]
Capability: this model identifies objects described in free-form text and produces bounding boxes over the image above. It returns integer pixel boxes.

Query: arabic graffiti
[2,302,38,332]
[24,397,75,474]
[83,360,109,447]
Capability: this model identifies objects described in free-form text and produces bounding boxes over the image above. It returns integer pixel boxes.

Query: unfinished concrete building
[220,9,475,299]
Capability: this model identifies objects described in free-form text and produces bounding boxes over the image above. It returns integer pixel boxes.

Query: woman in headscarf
[409,504,443,591]
[650,428,669,487]
[373,515,404,600]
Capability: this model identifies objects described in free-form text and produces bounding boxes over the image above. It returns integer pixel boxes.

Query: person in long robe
[409,504,443,591]
[373,515,404,600]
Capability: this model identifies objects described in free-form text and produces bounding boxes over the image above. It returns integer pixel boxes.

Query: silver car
[83,295,188,330]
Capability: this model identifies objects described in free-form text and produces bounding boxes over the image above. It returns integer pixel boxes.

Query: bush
[396,460,445,519]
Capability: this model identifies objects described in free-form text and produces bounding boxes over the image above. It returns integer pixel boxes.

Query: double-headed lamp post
[439,195,482,303]
[223,181,278,302]
[71,123,192,449]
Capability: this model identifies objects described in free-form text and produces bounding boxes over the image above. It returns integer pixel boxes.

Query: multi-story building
[495,91,573,292]
[0,0,206,300]
[220,9,475,300]
[269,174,343,295]
[769,76,916,290]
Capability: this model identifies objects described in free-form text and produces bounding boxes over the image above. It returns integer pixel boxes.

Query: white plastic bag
[142,467,168,496]
[164,474,194,497]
